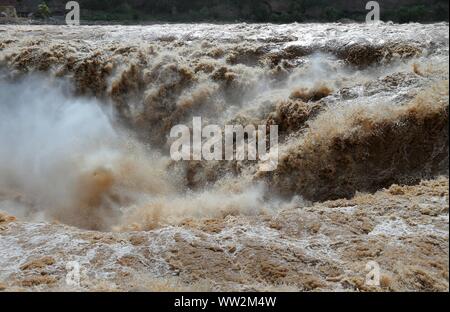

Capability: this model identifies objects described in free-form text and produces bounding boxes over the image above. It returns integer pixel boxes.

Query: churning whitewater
[0,22,448,291]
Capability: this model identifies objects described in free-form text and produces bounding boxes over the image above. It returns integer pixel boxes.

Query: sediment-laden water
[0,23,448,291]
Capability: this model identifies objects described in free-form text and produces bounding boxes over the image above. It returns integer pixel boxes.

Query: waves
[0,23,448,231]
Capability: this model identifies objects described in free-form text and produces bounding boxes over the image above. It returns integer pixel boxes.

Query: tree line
[25,0,450,23]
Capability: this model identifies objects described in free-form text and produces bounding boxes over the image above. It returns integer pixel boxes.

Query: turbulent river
[0,23,448,291]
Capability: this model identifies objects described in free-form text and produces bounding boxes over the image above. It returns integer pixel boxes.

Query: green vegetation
[35,2,51,19]
[16,0,450,23]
